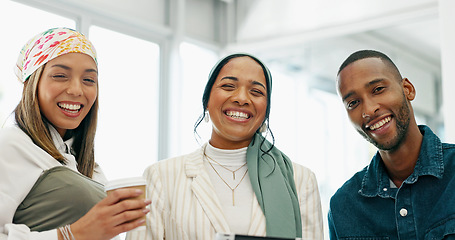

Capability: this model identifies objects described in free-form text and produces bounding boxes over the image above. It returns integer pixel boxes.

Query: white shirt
[0,125,107,240]
[126,144,324,240]
[203,143,253,235]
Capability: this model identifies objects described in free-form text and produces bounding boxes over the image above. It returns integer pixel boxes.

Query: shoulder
[420,125,455,161]
[143,147,203,178]
[0,125,60,170]
[291,162,317,182]
[442,142,455,151]
[330,167,367,206]
[442,142,455,160]
[0,125,36,154]
[0,125,31,143]
[441,143,455,170]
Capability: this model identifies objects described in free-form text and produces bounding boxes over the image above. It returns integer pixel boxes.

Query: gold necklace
[203,151,247,180]
[204,155,248,206]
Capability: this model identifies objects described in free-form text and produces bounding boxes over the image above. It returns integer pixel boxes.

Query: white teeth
[369,116,391,130]
[226,111,249,119]
[58,103,81,111]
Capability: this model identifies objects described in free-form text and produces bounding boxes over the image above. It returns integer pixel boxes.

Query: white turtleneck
[203,143,254,235]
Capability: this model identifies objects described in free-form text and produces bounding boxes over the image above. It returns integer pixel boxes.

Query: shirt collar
[48,124,73,154]
[359,125,444,198]
[48,124,78,170]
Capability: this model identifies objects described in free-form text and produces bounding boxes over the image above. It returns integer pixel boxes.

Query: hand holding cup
[65,177,150,240]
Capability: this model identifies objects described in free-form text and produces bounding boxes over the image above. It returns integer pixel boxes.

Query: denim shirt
[328,125,455,240]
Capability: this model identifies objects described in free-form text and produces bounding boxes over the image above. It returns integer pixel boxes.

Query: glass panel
[89,26,160,180]
[269,65,373,239]
[168,42,218,156]
[0,0,75,126]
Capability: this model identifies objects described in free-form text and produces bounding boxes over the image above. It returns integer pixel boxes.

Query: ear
[402,78,416,101]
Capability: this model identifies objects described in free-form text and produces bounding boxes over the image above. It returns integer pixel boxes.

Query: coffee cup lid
[104,177,146,192]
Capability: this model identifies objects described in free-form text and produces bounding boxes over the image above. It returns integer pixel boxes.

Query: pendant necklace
[204,152,247,180]
[204,149,248,206]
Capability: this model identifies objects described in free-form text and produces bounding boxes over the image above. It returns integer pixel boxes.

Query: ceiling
[12,0,442,119]
[225,0,441,117]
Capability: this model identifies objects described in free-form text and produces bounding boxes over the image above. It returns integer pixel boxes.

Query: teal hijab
[247,133,302,238]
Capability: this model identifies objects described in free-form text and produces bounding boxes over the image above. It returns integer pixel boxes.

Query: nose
[231,88,251,106]
[66,79,83,96]
[362,98,379,119]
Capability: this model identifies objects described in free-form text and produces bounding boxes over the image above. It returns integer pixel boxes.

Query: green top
[13,166,106,231]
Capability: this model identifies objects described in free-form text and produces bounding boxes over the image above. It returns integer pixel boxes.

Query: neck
[208,136,254,150]
[205,143,248,166]
[379,124,423,188]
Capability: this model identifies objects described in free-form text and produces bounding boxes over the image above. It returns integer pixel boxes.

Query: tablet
[214,233,300,240]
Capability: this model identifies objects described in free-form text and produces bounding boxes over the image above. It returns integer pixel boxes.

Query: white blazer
[127,145,323,240]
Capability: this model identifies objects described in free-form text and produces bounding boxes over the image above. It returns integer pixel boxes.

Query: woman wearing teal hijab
[127,53,323,240]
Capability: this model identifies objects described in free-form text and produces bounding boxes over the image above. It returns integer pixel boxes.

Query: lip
[223,108,253,123]
[365,115,393,134]
[58,101,84,118]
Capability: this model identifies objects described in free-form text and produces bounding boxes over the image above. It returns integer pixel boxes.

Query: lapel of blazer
[185,144,231,234]
[248,193,266,236]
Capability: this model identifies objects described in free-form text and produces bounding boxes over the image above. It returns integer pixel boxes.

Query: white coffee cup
[105,177,147,230]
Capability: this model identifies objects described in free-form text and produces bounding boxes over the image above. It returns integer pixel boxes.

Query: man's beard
[358,96,411,152]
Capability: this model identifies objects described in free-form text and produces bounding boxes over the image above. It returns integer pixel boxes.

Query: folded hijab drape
[247,133,302,238]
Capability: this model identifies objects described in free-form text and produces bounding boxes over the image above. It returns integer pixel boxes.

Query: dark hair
[337,49,402,79]
[193,53,274,146]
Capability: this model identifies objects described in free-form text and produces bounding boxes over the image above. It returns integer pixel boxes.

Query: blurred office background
[1,0,454,238]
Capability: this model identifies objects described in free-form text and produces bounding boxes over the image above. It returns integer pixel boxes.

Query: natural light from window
[0,0,75,126]
[89,26,160,180]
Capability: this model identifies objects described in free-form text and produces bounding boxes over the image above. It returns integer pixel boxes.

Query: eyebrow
[342,78,385,102]
[220,76,266,89]
[342,91,355,102]
[365,78,385,87]
[50,64,98,74]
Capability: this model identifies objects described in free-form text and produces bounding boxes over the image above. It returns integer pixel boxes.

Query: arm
[0,127,62,240]
[327,209,338,240]
[0,127,149,240]
[293,164,324,240]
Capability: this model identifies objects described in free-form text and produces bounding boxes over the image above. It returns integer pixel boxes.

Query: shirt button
[383,188,388,191]
[400,208,408,217]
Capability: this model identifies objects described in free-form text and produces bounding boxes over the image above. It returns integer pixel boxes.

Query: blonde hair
[14,65,99,178]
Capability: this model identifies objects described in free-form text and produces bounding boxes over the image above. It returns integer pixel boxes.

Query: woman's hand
[67,188,151,240]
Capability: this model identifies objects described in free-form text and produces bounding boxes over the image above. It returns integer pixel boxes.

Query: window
[0,0,75,126]
[267,65,372,237]
[89,26,160,180]
[168,42,218,156]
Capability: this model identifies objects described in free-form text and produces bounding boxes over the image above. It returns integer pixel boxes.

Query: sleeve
[327,208,338,240]
[126,164,165,240]
[293,163,324,240]
[92,162,108,185]
[0,127,58,240]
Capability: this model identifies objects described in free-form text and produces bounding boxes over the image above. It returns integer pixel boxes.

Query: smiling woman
[126,53,324,240]
[0,27,150,240]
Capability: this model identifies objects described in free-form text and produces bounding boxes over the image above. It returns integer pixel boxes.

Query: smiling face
[38,53,98,137]
[207,56,268,149]
[337,57,416,151]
